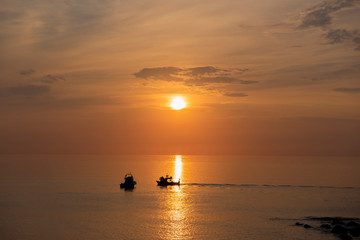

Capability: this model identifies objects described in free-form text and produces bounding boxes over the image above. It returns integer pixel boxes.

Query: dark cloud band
[333,87,360,93]
[19,69,35,75]
[40,74,66,84]
[299,0,360,51]
[223,92,248,97]
[134,66,256,85]
[299,0,358,29]
[0,84,51,97]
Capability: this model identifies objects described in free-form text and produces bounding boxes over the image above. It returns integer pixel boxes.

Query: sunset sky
[0,0,359,155]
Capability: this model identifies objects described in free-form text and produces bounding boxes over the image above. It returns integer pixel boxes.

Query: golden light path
[174,155,182,182]
[161,155,190,239]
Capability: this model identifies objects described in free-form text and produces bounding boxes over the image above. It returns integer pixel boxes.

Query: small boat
[120,173,137,189]
[156,175,180,186]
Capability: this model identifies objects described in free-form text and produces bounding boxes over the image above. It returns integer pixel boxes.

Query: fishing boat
[120,173,137,189]
[156,175,180,186]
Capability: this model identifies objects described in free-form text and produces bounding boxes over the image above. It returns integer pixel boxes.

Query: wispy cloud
[135,66,257,95]
[223,92,248,97]
[134,67,183,82]
[299,0,359,29]
[134,66,255,85]
[333,87,360,93]
[19,69,35,75]
[185,66,219,76]
[352,36,360,50]
[0,10,21,22]
[325,28,360,50]
[0,0,118,50]
[298,0,360,50]
[326,29,355,43]
[0,84,51,97]
[40,74,65,84]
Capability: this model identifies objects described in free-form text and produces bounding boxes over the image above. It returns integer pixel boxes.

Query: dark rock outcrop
[320,224,332,229]
[293,217,360,240]
[332,219,346,226]
[347,221,360,228]
[348,227,360,237]
[332,225,349,235]
[303,224,312,229]
[337,234,352,240]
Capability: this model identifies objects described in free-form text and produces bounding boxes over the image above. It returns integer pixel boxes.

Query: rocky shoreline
[294,217,360,240]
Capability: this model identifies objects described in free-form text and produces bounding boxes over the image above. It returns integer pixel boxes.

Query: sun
[170,96,186,110]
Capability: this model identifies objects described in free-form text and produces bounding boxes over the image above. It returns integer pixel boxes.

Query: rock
[320,224,332,229]
[303,224,312,229]
[332,225,348,235]
[332,219,345,225]
[307,217,334,221]
[348,227,360,237]
[338,234,352,240]
[307,217,360,222]
[347,221,360,228]
[294,217,360,239]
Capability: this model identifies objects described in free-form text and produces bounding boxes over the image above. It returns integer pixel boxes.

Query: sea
[0,155,359,240]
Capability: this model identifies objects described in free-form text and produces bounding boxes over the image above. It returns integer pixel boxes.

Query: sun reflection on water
[174,155,182,182]
[159,155,192,239]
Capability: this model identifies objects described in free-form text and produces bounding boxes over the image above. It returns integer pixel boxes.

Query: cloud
[0,10,21,25]
[239,80,258,84]
[188,76,238,85]
[325,29,354,43]
[134,66,256,85]
[40,74,65,84]
[134,66,256,96]
[300,8,332,28]
[234,68,250,73]
[299,0,359,29]
[0,85,51,97]
[324,28,360,50]
[134,66,257,98]
[0,0,118,50]
[298,0,360,51]
[19,69,35,75]
[333,87,360,93]
[9,85,51,96]
[223,92,248,97]
[29,96,125,110]
[134,67,183,82]
[353,36,360,50]
[186,77,258,86]
[185,66,219,76]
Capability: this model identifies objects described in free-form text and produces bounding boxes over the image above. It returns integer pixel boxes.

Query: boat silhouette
[156,175,180,186]
[120,173,137,190]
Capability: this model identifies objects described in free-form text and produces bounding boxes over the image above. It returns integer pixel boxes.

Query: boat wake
[182,183,356,189]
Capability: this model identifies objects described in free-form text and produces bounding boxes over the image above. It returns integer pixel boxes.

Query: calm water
[0,155,359,240]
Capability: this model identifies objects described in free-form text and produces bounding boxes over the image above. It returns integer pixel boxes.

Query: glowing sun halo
[170,96,186,110]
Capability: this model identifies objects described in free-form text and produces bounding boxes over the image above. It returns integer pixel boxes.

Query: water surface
[0,155,359,239]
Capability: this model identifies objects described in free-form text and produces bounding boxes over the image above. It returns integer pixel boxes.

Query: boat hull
[156,181,180,186]
[120,182,136,189]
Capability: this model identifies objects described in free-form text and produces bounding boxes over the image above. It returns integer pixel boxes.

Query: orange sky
[0,0,359,155]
